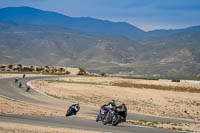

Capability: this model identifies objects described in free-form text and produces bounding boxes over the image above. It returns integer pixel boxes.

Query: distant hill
[147,26,200,38]
[0,7,200,78]
[0,22,138,74]
[136,28,200,77]
[0,6,146,40]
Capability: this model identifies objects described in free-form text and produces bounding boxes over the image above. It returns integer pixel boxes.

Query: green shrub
[22,67,34,72]
[100,72,106,77]
[59,68,65,72]
[8,64,13,69]
[79,67,86,73]
[36,67,44,72]
[0,65,6,69]
[17,64,22,68]
[77,67,87,75]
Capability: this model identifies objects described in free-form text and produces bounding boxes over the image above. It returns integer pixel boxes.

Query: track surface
[0,76,197,133]
[0,114,181,133]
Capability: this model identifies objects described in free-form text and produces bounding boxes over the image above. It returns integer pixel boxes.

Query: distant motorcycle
[15,78,19,83]
[26,85,31,92]
[19,82,22,88]
[65,104,80,117]
[102,104,127,126]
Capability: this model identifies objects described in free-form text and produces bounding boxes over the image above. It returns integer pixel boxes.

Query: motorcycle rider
[19,81,22,88]
[15,78,19,83]
[101,101,127,125]
[103,100,116,119]
[70,103,80,115]
[118,103,127,122]
[104,100,116,110]
[23,74,26,78]
[96,100,117,122]
[26,85,31,92]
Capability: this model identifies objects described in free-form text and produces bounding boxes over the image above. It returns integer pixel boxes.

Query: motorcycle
[65,104,80,117]
[15,78,19,83]
[102,104,127,126]
[96,105,110,122]
[19,82,22,88]
[26,86,31,92]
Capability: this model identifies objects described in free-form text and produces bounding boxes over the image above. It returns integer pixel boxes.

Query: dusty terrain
[0,122,102,133]
[31,76,200,121]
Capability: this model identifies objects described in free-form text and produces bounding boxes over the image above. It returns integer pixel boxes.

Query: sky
[0,0,200,31]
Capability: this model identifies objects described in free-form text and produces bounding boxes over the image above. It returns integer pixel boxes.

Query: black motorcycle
[19,82,22,88]
[103,104,127,126]
[15,78,19,83]
[26,85,31,92]
[65,104,80,117]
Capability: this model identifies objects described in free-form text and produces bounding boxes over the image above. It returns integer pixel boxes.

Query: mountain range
[0,6,200,78]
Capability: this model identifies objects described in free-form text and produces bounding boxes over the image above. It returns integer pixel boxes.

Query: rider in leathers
[71,104,80,115]
[104,100,116,110]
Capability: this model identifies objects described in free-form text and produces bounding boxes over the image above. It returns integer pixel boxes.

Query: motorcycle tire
[102,114,109,125]
[26,88,30,92]
[65,108,73,117]
[111,115,121,126]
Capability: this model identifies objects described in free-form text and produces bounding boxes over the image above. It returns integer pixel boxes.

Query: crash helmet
[111,100,115,104]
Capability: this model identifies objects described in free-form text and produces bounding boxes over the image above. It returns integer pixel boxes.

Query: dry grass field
[31,76,200,121]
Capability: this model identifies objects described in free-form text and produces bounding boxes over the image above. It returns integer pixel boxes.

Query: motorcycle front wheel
[65,108,73,117]
[102,114,109,125]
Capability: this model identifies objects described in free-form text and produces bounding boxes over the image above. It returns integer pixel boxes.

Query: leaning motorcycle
[102,104,127,126]
[65,104,80,117]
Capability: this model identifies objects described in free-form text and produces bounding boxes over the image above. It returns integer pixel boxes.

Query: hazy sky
[0,0,200,31]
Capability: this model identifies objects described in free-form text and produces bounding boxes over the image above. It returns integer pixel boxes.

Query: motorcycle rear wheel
[111,115,121,126]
